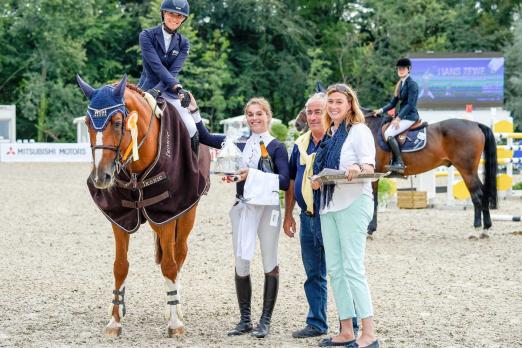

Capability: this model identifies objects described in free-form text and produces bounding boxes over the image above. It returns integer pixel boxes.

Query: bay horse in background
[363,111,498,236]
[76,74,210,337]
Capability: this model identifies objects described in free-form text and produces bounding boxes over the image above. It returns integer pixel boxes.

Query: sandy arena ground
[1,163,521,347]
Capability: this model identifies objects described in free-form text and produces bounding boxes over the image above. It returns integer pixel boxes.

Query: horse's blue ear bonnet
[77,74,128,132]
[86,86,127,131]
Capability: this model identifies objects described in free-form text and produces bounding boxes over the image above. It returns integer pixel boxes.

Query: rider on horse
[374,58,420,173]
[138,0,200,152]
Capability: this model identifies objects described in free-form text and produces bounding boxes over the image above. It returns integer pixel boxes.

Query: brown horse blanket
[87,100,210,233]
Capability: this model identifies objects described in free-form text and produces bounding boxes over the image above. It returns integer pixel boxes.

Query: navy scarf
[313,122,351,210]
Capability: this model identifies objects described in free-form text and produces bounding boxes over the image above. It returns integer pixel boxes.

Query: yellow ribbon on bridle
[121,111,139,162]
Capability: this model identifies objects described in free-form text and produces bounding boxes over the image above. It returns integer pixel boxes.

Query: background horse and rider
[363,112,498,235]
[77,74,210,337]
[298,82,498,235]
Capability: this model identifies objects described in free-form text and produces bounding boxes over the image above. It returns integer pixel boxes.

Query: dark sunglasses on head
[327,84,353,101]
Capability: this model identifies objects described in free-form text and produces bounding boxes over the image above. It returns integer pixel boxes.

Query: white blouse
[319,123,376,214]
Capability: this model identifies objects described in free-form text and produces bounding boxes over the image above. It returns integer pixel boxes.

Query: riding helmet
[160,0,190,17]
[396,57,412,68]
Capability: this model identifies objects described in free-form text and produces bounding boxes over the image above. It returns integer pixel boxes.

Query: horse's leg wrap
[164,277,184,329]
[107,283,126,320]
[105,283,125,336]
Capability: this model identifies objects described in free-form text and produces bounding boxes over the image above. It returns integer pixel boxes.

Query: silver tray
[310,168,390,185]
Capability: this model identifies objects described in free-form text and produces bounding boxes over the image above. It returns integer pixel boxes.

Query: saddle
[377,117,429,153]
[381,119,428,145]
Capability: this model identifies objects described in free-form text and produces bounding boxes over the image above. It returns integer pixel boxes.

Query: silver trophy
[213,132,244,175]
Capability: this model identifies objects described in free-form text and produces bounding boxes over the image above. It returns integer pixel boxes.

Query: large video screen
[410,53,504,109]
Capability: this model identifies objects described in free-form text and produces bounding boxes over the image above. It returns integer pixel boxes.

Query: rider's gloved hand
[372,109,382,117]
[147,88,161,99]
[174,85,191,108]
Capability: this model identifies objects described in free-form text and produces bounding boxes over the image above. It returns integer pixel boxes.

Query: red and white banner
[0,143,92,163]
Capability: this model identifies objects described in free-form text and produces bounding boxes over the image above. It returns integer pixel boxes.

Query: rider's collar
[162,23,177,35]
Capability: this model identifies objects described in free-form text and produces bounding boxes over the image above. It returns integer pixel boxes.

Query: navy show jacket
[138,25,189,99]
[381,76,420,121]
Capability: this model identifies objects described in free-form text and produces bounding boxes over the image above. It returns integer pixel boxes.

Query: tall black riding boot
[251,267,279,338]
[190,131,200,156]
[227,273,253,336]
[385,136,405,173]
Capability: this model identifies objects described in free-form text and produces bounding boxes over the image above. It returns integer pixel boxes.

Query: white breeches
[163,96,197,137]
[384,119,415,138]
[230,201,281,276]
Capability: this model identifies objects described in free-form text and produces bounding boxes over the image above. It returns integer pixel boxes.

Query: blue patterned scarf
[313,121,351,210]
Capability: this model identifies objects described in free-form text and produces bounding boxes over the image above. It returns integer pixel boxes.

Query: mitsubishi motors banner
[0,143,92,162]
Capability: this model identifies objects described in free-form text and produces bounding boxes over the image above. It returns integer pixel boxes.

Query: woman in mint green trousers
[311,84,379,348]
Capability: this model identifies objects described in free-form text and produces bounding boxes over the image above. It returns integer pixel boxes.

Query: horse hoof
[479,232,490,239]
[168,326,185,337]
[467,233,479,240]
[366,234,374,240]
[105,327,122,337]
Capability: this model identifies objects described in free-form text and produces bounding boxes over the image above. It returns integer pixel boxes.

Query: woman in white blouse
[191,96,289,338]
[311,84,379,348]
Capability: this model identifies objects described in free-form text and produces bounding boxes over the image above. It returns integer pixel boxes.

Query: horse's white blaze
[164,277,183,328]
[94,132,104,174]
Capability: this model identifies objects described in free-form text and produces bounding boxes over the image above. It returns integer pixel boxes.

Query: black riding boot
[190,131,199,156]
[385,136,405,173]
[227,273,253,336]
[251,267,279,338]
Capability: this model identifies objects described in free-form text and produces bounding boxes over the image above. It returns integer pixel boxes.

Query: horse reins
[117,101,157,171]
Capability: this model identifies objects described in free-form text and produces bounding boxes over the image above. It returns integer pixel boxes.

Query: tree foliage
[505,12,522,129]
[0,0,521,140]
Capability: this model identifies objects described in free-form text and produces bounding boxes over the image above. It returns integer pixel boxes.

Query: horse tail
[154,233,162,264]
[478,123,498,209]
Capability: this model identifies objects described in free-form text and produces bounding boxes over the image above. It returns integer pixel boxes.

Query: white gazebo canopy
[219,115,282,135]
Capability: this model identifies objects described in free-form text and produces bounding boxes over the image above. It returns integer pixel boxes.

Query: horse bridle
[88,99,157,173]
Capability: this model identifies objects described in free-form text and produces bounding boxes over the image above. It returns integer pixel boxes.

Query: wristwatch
[173,84,183,93]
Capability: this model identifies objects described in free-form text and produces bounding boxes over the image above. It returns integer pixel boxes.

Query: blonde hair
[394,80,401,97]
[324,84,365,133]
[244,97,273,119]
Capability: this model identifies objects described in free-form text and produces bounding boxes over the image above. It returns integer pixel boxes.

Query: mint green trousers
[320,194,374,320]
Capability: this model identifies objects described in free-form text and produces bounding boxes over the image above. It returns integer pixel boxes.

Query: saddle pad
[377,126,427,153]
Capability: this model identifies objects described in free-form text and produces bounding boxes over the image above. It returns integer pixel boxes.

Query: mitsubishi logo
[6,146,15,156]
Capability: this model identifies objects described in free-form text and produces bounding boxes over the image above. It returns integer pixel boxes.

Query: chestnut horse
[364,113,498,235]
[76,75,210,337]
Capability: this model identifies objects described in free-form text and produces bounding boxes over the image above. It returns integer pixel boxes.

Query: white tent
[219,115,282,136]
[0,105,16,143]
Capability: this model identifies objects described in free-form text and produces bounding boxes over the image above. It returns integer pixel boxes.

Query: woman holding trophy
[188,94,289,339]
